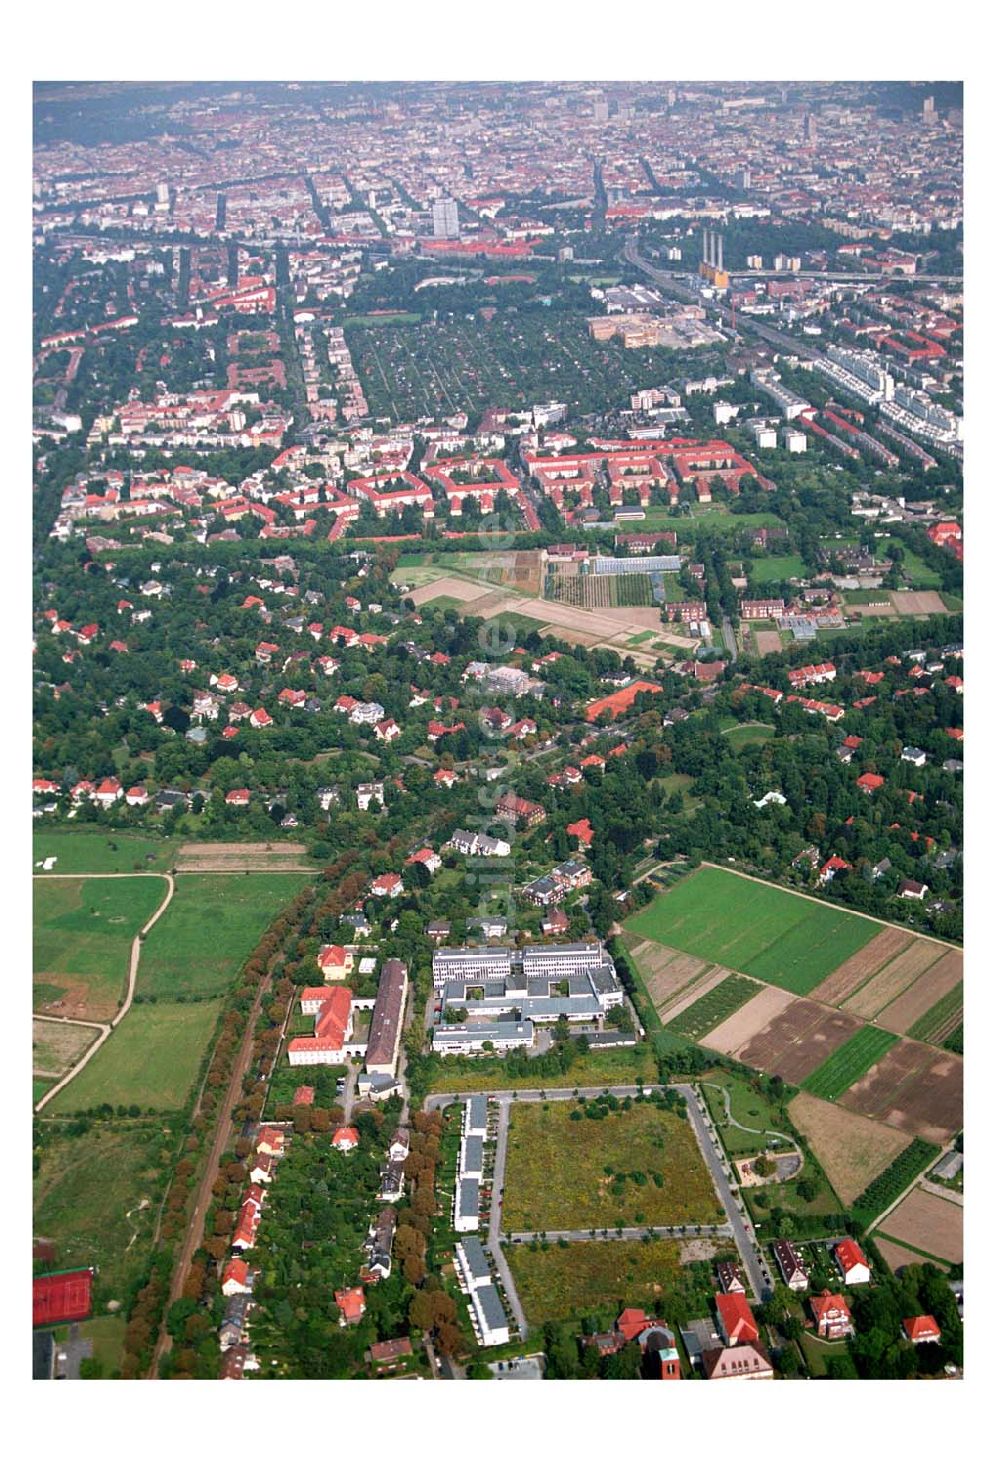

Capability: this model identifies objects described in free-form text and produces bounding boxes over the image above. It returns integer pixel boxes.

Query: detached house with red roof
[316,944,354,981]
[811,1291,854,1339]
[370,872,404,900]
[834,1238,871,1285]
[94,777,123,809]
[249,707,273,729]
[902,1314,941,1344]
[331,1126,360,1153]
[335,1286,366,1327]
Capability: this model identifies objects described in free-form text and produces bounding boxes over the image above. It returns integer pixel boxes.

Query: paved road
[426,1082,770,1304]
[504,1224,733,1245]
[33,872,175,1114]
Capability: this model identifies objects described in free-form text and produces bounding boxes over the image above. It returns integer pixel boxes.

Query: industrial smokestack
[716,234,724,273]
[702,227,709,264]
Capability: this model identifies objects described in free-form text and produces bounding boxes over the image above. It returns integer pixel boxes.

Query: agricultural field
[838,1039,963,1144]
[501,1099,723,1233]
[876,1186,963,1265]
[504,1236,718,1327]
[813,929,912,1006]
[669,975,762,1040]
[33,1018,101,1078]
[33,1121,177,1306]
[628,866,883,995]
[545,572,655,609]
[34,874,167,1020]
[878,955,963,1039]
[345,312,695,422]
[32,826,179,875]
[174,841,314,872]
[621,938,729,1025]
[850,1139,940,1226]
[48,1000,221,1113]
[729,998,872,1084]
[799,1026,898,1100]
[840,939,952,1020]
[135,872,303,1001]
[907,984,964,1048]
[788,1092,912,1206]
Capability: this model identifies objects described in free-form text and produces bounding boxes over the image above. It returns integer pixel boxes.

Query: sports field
[504,1237,717,1327]
[502,1098,722,1233]
[48,1000,221,1112]
[628,867,882,994]
[135,872,303,1000]
[34,875,167,1020]
[800,1026,898,1101]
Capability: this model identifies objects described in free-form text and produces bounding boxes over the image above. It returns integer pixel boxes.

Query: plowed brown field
[731,998,863,1084]
[877,1186,963,1263]
[839,1039,963,1144]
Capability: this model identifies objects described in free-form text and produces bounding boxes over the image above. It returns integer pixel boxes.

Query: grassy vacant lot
[788,1092,912,1206]
[502,1099,722,1233]
[629,867,882,995]
[32,826,178,874]
[505,1237,715,1327]
[136,872,302,1000]
[33,1122,176,1304]
[33,1018,101,1077]
[34,874,167,1019]
[800,1025,897,1100]
[426,1043,657,1096]
[670,975,762,1040]
[50,1000,221,1113]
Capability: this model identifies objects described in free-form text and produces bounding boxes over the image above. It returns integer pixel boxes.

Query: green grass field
[502,1098,723,1233]
[902,548,943,590]
[724,722,777,751]
[32,827,178,874]
[504,1237,712,1327]
[629,867,882,995]
[670,975,762,1040]
[33,1122,176,1304]
[34,875,167,1019]
[49,1000,221,1112]
[750,555,807,581]
[800,1026,897,1100]
[136,873,303,1000]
